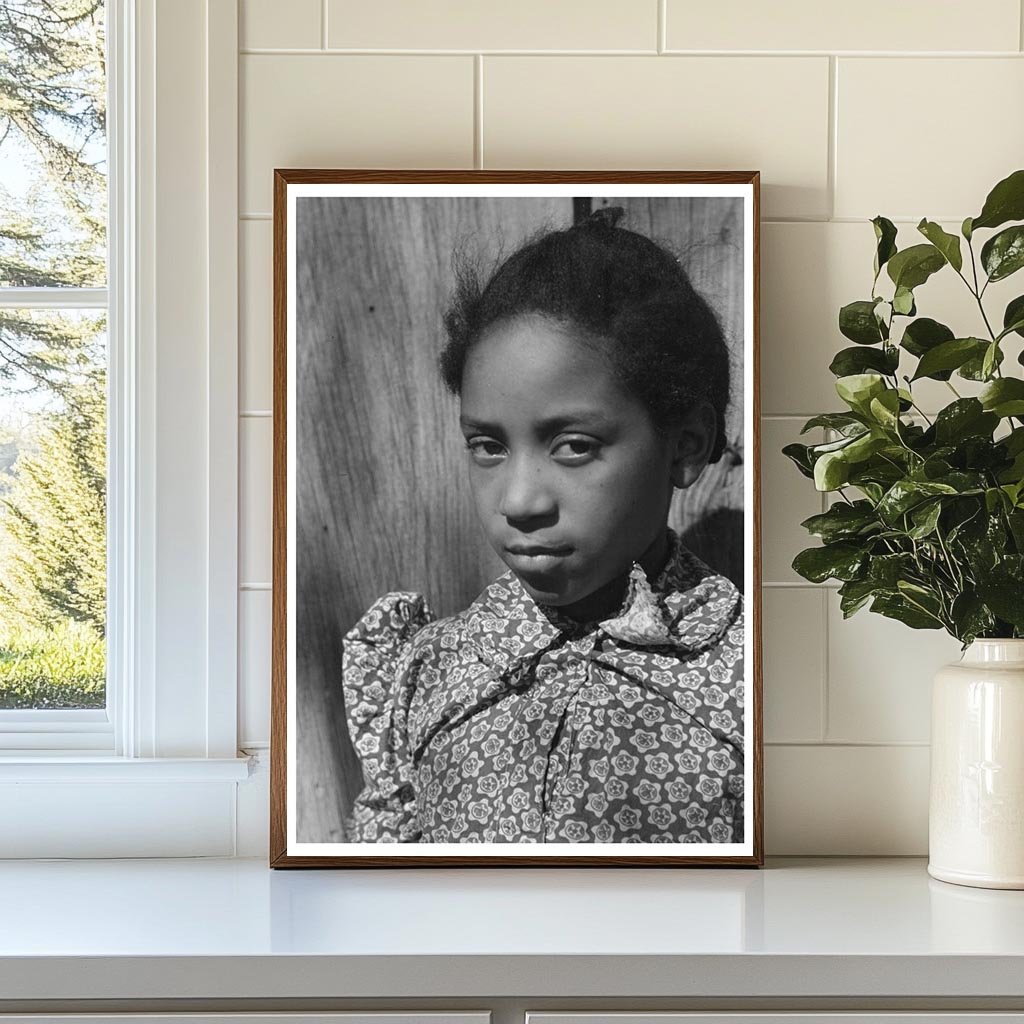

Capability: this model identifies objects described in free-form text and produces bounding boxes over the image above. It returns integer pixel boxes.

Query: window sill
[0,754,252,782]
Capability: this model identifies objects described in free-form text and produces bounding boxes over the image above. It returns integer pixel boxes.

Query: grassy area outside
[0,619,105,709]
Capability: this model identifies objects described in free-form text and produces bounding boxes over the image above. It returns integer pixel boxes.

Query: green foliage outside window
[0,1,107,708]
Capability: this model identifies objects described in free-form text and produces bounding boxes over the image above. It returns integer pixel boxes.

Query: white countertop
[2,856,1024,1002]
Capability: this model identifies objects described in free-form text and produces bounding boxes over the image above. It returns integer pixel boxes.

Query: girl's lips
[505,544,572,556]
[503,545,573,574]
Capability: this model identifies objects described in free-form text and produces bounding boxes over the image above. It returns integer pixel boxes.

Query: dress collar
[464,530,741,674]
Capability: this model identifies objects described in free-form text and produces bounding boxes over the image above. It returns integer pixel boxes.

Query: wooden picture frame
[270,170,762,867]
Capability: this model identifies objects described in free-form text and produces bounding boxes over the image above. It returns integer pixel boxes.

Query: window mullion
[0,287,108,310]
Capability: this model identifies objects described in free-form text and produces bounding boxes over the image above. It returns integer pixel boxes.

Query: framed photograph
[270,170,762,867]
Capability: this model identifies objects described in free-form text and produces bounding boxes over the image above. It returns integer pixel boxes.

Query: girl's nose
[498,456,556,523]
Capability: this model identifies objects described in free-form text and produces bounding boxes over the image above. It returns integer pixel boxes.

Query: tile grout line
[827,55,838,220]
[820,431,832,741]
[237,47,1024,57]
[1021,0,1024,51]
[321,0,328,50]
[657,0,666,54]
[474,55,484,170]
[766,740,931,748]
[820,587,831,743]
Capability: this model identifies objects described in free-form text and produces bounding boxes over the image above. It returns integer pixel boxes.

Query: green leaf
[982,341,1001,381]
[933,399,999,445]
[962,216,974,241]
[846,432,888,466]
[971,168,1024,232]
[985,487,1008,514]
[900,317,954,359]
[1007,428,1024,456]
[980,378,1024,418]
[911,337,987,381]
[887,243,946,291]
[849,457,907,489]
[976,582,1024,629]
[1009,508,1024,548]
[877,479,958,524]
[868,552,915,587]
[872,216,898,277]
[792,542,866,584]
[908,500,942,540]
[950,592,996,644]
[800,413,866,435]
[933,470,987,494]
[868,389,902,431]
[814,450,850,491]
[959,343,1004,381]
[838,578,876,617]
[917,219,963,272]
[839,299,886,345]
[835,373,886,413]
[782,442,814,479]
[829,345,899,378]
[871,594,943,630]
[981,225,1024,283]
[892,286,916,316]
[1003,295,1024,340]
[800,501,879,543]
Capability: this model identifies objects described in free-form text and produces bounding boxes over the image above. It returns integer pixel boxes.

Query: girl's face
[459,314,711,620]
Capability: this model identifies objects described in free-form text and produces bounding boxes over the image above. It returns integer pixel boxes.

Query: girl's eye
[552,437,599,465]
[465,438,506,466]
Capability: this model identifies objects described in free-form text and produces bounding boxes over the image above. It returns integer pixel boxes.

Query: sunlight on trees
[0,0,106,708]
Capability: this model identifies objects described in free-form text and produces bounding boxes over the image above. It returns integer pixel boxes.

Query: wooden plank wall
[294,196,746,842]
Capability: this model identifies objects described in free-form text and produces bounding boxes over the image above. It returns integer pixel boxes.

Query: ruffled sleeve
[341,591,435,842]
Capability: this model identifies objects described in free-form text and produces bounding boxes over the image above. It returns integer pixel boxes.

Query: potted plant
[785,169,1024,889]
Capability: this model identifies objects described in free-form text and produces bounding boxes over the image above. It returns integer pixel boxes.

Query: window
[0,0,247,858]
[0,0,110,749]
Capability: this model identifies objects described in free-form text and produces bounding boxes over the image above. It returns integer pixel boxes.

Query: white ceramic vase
[929,639,1024,889]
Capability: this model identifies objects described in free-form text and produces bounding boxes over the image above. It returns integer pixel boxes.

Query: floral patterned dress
[341,531,745,844]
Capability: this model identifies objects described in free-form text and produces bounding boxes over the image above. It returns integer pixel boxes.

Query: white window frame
[0,0,249,857]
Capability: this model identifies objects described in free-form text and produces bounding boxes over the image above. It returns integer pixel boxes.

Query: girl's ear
[668,402,717,489]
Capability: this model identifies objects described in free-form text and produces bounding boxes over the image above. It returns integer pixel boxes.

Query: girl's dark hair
[438,206,730,462]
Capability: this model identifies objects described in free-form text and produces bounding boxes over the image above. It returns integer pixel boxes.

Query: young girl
[341,205,744,844]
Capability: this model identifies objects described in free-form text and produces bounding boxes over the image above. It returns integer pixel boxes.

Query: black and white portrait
[274,174,760,866]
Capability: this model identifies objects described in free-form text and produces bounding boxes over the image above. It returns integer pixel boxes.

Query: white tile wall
[240,220,272,412]
[239,590,272,748]
[240,54,474,213]
[665,0,1021,53]
[240,417,272,587]
[483,57,831,220]
[826,601,962,744]
[236,3,1024,854]
[326,0,658,51]
[762,588,825,743]
[241,0,321,50]
[836,58,1024,221]
[760,419,824,584]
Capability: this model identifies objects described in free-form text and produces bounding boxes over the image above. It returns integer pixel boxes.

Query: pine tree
[0,369,105,633]
[0,0,106,649]
[0,0,106,393]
